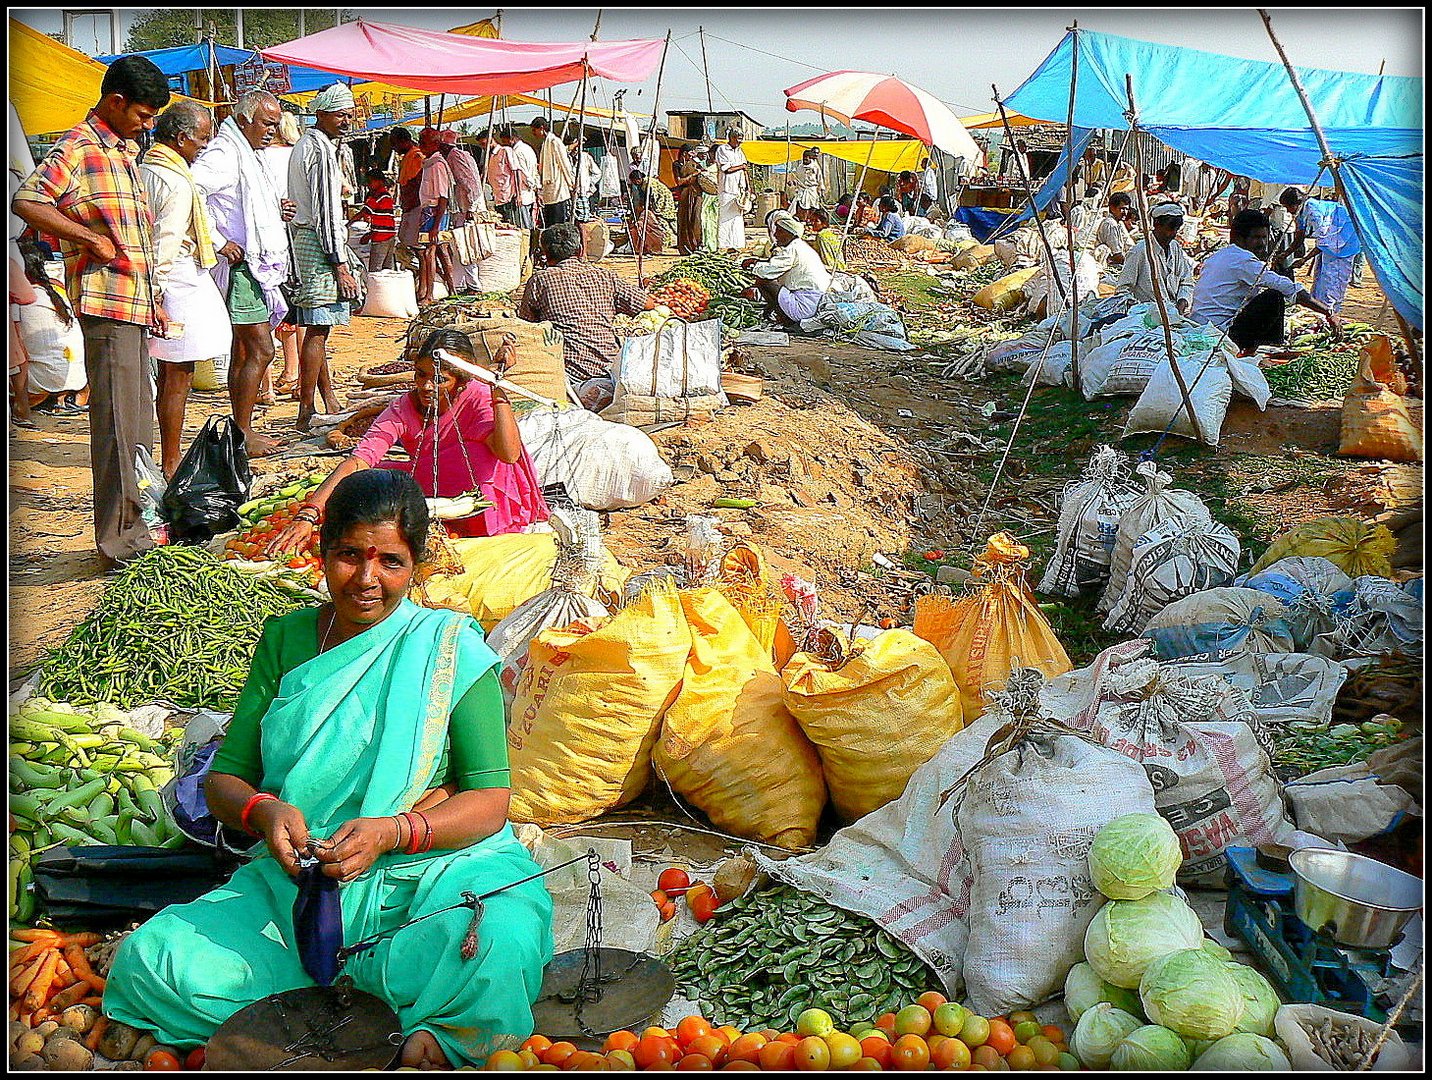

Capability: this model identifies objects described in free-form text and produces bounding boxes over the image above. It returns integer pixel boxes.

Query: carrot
[10,941,58,969]
[10,953,47,997]
[47,979,91,1011]
[63,945,105,993]
[10,929,63,943]
[77,995,103,1009]
[52,955,72,983]
[54,932,102,949]
[85,1016,109,1053]
[21,949,60,1013]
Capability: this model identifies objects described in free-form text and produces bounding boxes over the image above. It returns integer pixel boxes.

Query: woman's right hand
[249,799,312,877]
[267,518,316,558]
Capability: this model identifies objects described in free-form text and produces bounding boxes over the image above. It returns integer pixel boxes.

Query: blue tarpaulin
[97,44,354,95]
[1005,30,1423,329]
[988,126,1098,240]
[954,206,1021,243]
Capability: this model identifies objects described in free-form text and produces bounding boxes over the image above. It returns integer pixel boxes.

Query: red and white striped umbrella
[783,70,981,160]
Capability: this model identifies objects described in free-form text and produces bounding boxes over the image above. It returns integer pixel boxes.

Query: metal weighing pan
[1289,847,1422,950]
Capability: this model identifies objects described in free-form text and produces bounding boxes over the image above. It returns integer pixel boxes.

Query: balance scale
[1223,847,1398,1021]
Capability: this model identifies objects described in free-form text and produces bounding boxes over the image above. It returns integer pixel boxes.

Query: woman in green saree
[103,470,553,1069]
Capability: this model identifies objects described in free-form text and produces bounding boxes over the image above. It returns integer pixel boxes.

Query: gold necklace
[319,607,336,652]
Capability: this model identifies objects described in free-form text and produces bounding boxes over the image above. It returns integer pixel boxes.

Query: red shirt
[362,192,396,242]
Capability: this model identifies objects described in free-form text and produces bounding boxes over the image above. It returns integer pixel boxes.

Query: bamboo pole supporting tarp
[1257,8,1422,378]
[1124,73,1207,446]
[1063,22,1082,392]
[991,86,1068,307]
[635,30,673,285]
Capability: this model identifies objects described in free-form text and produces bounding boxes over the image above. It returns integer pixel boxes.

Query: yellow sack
[654,588,826,849]
[715,543,783,657]
[973,267,1039,312]
[421,534,630,631]
[1339,335,1423,463]
[913,533,1071,721]
[783,630,965,821]
[507,582,691,826]
[952,243,995,270]
[1247,517,1398,580]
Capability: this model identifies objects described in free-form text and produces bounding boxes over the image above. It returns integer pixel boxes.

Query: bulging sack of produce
[1077,337,1128,399]
[1312,574,1424,659]
[473,227,528,292]
[1246,516,1396,579]
[1099,331,1171,397]
[1239,556,1354,650]
[1046,639,1320,883]
[914,533,1071,721]
[952,243,996,270]
[655,588,826,848]
[714,543,783,656]
[518,406,675,511]
[484,509,613,700]
[985,332,1050,374]
[1038,446,1142,598]
[1274,1003,1412,1072]
[1103,515,1241,636]
[420,532,629,631]
[1020,340,1074,387]
[508,580,691,826]
[1339,335,1423,462]
[1142,588,1297,659]
[782,629,965,821]
[1123,350,1234,447]
[892,234,937,254]
[957,670,1160,1015]
[1098,304,1159,347]
[973,266,1040,311]
[1165,651,1348,728]
[1102,462,1212,614]
[357,269,419,319]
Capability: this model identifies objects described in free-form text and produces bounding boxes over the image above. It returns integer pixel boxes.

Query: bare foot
[244,430,281,458]
[295,411,314,434]
[399,1030,450,1070]
[321,393,342,414]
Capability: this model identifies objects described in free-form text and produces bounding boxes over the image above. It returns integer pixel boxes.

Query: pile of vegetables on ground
[234,473,324,532]
[649,252,755,298]
[651,279,712,321]
[37,547,309,711]
[1271,715,1406,776]
[1263,321,1378,400]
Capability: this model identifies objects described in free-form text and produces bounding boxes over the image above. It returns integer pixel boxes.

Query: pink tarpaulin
[261,20,664,96]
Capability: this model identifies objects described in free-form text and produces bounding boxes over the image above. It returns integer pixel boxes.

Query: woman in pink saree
[270,329,549,554]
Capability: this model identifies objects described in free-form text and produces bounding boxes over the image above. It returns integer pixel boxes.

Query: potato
[129,1033,158,1062]
[10,1019,28,1048]
[113,1062,144,1072]
[11,1053,44,1071]
[33,1020,60,1040]
[13,1030,46,1058]
[98,1020,142,1063]
[44,1025,79,1043]
[42,1036,96,1071]
[59,1004,98,1036]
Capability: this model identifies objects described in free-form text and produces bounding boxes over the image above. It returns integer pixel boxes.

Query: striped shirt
[13,113,159,327]
[362,192,396,242]
[289,127,348,263]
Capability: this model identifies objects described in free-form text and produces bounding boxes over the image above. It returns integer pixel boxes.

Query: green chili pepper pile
[1263,321,1378,400]
[666,883,940,1031]
[39,547,310,710]
[650,252,755,297]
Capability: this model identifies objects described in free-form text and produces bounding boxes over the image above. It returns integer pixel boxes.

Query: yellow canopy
[9,18,215,137]
[959,111,1047,130]
[447,18,501,38]
[741,138,928,173]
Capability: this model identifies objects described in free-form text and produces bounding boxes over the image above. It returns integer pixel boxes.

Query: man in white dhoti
[715,128,750,252]
[140,101,232,476]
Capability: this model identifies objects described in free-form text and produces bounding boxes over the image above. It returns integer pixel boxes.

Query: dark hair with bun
[320,470,430,562]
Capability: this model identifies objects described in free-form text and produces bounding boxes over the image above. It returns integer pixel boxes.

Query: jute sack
[783,630,965,821]
[420,533,629,632]
[1100,462,1211,614]
[952,243,995,270]
[406,307,570,409]
[973,267,1039,312]
[1338,335,1423,462]
[507,581,691,826]
[914,533,1071,722]
[655,588,826,848]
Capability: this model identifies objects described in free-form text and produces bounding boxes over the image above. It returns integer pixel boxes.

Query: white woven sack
[1038,446,1141,598]
[958,721,1157,1015]
[1077,338,1126,399]
[1103,515,1240,636]
[1046,639,1321,884]
[474,228,527,293]
[1097,304,1158,347]
[1123,350,1234,447]
[358,269,419,319]
[1021,340,1074,387]
[612,317,723,401]
[1100,461,1212,614]
[1166,650,1348,728]
[1239,556,1355,650]
[1142,587,1297,657]
[1099,331,1169,397]
[1311,575,1425,660]
[517,407,674,511]
[986,333,1050,374]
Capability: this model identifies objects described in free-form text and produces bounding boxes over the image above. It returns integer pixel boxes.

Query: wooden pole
[1063,23,1082,392]
[635,29,673,286]
[1257,8,1422,375]
[1125,74,1208,446]
[699,26,714,113]
[992,86,1067,306]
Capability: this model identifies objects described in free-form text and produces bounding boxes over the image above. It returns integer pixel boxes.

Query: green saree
[103,600,554,1065]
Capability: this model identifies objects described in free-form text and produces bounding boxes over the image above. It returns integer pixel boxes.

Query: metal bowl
[1288,847,1422,950]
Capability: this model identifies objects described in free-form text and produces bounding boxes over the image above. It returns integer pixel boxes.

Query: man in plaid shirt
[13,56,172,569]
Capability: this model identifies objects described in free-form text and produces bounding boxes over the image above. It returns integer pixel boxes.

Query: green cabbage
[1191,1033,1291,1070]
[1228,964,1280,1036]
[1110,1025,1192,1070]
[1200,938,1233,962]
[1084,892,1206,988]
[1064,961,1144,1022]
[1088,813,1183,900]
[1071,1004,1144,1069]
[1140,948,1246,1039]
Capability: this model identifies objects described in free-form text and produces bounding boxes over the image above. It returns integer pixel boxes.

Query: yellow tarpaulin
[9,18,214,138]
[741,139,929,173]
[447,18,501,38]
[959,111,1047,130]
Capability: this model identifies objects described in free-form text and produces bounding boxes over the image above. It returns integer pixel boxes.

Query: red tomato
[688,887,719,924]
[144,1051,182,1071]
[184,1048,206,1071]
[657,868,691,894]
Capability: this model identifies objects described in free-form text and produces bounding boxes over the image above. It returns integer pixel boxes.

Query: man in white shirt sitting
[1190,208,1341,354]
[1116,202,1195,314]
[1095,192,1138,266]
[742,210,832,326]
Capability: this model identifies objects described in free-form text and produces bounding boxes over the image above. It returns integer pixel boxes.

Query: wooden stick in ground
[1063,22,1082,390]
[1257,8,1423,380]
[1124,73,1208,445]
[821,126,879,299]
[1356,960,1421,1071]
[991,86,1068,307]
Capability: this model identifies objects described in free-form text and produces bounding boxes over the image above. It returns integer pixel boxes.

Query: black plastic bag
[161,415,252,543]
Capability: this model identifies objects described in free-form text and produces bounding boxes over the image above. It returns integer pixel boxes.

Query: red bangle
[403,812,422,855]
[241,792,279,836]
[416,812,434,854]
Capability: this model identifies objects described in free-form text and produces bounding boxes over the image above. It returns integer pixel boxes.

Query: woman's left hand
[313,816,400,882]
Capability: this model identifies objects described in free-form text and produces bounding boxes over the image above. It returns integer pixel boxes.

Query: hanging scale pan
[205,981,404,1071]
[531,948,675,1047]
